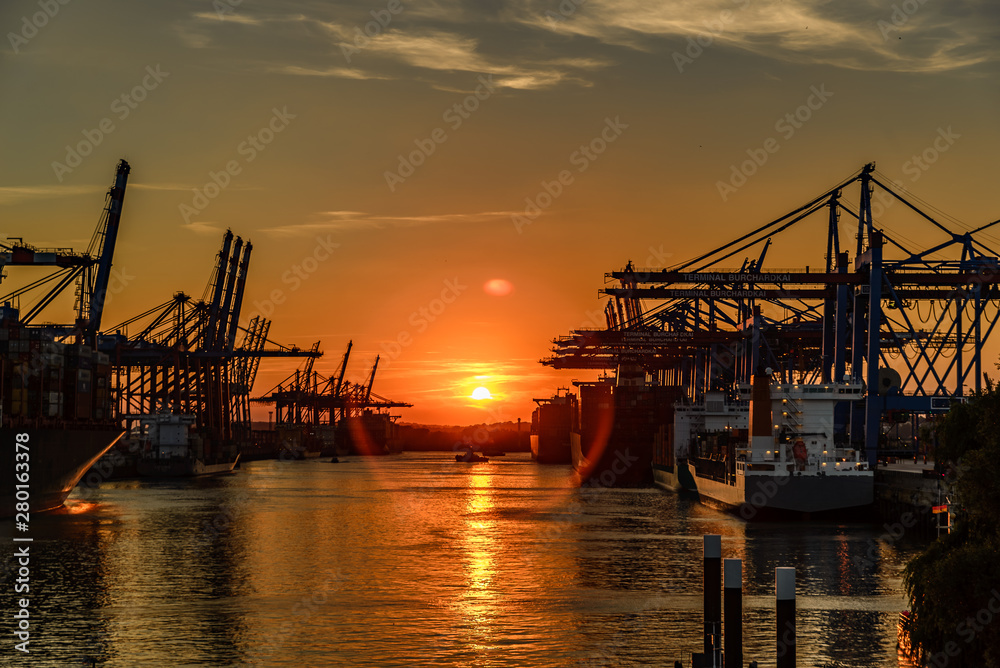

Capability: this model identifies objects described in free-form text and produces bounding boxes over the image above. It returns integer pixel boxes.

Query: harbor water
[1,452,923,667]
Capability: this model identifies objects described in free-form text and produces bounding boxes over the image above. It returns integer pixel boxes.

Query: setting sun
[471,387,492,400]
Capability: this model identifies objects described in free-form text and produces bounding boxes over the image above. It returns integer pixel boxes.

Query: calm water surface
[1,452,923,667]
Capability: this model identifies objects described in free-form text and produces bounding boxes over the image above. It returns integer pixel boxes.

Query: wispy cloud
[521,0,1000,73]
[130,182,199,192]
[333,27,607,88]
[182,221,224,236]
[260,210,521,236]
[176,0,997,80]
[0,184,97,205]
[267,64,390,80]
[180,5,609,90]
[192,11,264,26]
[0,182,211,206]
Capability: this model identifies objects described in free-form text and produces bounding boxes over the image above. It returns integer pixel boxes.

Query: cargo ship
[529,390,576,464]
[654,369,874,518]
[572,370,685,487]
[337,409,402,456]
[1,159,132,514]
[653,389,748,495]
[134,410,240,477]
[276,424,323,460]
[0,309,123,515]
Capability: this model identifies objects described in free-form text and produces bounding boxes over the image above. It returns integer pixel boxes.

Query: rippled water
[1,452,922,666]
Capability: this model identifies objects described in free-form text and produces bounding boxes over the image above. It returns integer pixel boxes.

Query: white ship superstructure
[655,371,874,517]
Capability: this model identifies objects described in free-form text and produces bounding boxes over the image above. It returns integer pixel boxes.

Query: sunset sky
[2,0,998,424]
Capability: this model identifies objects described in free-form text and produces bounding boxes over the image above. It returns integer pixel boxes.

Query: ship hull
[86,441,142,480]
[652,461,697,493]
[1,427,124,516]
[280,445,322,460]
[530,433,572,464]
[137,454,239,477]
[572,431,652,487]
[659,460,874,519]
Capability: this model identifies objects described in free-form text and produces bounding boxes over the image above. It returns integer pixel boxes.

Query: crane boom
[226,241,252,351]
[86,159,130,335]
[335,340,353,396]
[365,355,380,403]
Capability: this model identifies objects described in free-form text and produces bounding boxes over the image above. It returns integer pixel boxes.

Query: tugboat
[456,448,489,463]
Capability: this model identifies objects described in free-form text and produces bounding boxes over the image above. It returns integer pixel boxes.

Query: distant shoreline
[397,421,531,452]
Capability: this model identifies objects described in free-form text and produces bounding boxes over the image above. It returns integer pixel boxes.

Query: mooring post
[723,558,742,668]
[704,535,721,660]
[776,567,796,668]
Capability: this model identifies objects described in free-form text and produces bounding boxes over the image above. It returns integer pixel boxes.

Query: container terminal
[536,163,995,524]
[0,159,413,509]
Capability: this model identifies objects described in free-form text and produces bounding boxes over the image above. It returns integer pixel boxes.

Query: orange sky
[2,1,999,424]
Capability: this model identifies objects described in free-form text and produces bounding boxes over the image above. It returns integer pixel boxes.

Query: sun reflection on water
[458,471,501,645]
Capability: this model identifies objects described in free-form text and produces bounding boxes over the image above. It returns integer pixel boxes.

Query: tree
[904,376,1000,667]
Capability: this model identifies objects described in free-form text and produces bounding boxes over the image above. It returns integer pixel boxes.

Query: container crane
[85,159,130,337]
[544,162,1000,464]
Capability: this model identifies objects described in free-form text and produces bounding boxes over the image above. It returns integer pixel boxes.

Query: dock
[875,459,948,539]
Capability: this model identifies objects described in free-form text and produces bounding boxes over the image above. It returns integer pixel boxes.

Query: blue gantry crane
[545,163,1000,464]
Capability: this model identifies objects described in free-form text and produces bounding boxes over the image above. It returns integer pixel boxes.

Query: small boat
[456,451,489,463]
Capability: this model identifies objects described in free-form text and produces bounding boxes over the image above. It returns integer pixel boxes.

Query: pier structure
[99,230,319,460]
[1,158,412,468]
[251,341,412,456]
[544,163,1000,464]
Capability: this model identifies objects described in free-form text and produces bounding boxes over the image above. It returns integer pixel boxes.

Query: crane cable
[915,300,929,324]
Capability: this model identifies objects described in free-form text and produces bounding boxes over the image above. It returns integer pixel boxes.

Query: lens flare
[483,279,514,296]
